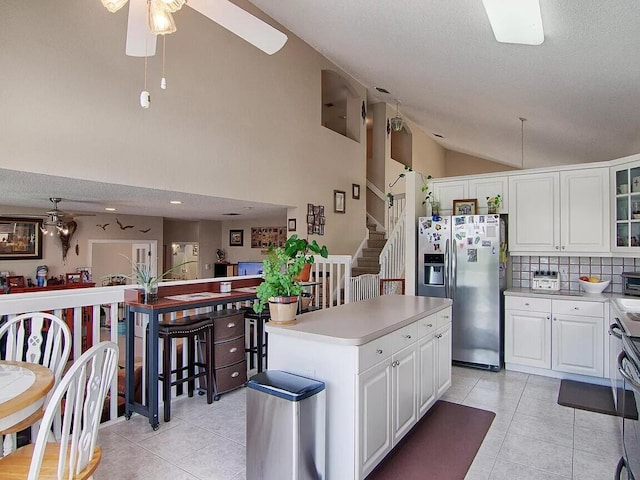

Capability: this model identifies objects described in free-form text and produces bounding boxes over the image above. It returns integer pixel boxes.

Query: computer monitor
[237,261,264,276]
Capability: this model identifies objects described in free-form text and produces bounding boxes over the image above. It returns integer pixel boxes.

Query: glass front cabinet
[613,163,640,250]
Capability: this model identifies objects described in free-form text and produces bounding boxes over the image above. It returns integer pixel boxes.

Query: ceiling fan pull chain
[140,36,151,108]
[161,34,167,90]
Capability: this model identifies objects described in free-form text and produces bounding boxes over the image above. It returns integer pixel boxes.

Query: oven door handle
[610,320,624,339]
[618,350,640,390]
[615,456,627,480]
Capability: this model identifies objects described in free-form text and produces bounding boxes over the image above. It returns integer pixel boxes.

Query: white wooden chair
[0,312,72,455]
[0,341,119,480]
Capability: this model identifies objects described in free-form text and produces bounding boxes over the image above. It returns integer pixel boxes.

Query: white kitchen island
[266,295,453,479]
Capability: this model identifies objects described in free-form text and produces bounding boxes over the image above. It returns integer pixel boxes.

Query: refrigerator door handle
[451,240,457,301]
[444,239,450,298]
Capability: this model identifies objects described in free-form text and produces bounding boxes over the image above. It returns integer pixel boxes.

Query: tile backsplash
[510,256,640,293]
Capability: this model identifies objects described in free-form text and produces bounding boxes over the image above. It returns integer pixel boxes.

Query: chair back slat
[28,341,119,480]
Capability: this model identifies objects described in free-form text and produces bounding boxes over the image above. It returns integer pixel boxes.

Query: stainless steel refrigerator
[417,214,507,371]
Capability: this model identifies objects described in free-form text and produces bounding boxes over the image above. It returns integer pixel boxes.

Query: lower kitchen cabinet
[505,295,606,378]
[436,324,452,396]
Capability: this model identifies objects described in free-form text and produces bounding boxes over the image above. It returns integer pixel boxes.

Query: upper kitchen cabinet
[431,176,508,215]
[612,162,640,252]
[509,168,609,254]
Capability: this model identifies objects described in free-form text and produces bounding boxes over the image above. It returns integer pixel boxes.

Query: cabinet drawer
[436,307,452,329]
[552,299,603,317]
[215,360,247,393]
[359,334,395,373]
[389,323,418,352]
[416,314,437,339]
[214,336,245,367]
[505,296,551,312]
[212,313,244,341]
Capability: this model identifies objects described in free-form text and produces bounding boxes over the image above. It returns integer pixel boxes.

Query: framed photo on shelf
[288,218,297,232]
[352,183,360,200]
[0,217,43,260]
[229,229,244,247]
[452,199,478,216]
[65,273,82,284]
[334,190,346,214]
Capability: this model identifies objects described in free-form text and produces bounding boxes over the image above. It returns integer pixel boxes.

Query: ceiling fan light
[160,0,186,13]
[148,0,177,35]
[482,0,544,45]
[101,0,129,13]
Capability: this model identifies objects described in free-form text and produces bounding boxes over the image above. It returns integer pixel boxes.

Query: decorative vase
[431,201,440,216]
[425,201,432,217]
[488,205,498,214]
[143,284,158,303]
[268,296,298,325]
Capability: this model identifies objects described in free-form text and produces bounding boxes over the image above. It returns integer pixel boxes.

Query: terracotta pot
[268,296,298,325]
[296,263,312,282]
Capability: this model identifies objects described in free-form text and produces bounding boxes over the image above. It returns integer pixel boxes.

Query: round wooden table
[0,360,54,434]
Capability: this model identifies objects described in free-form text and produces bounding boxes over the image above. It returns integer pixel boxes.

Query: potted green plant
[254,234,328,324]
[388,165,433,211]
[486,194,502,214]
[116,256,195,303]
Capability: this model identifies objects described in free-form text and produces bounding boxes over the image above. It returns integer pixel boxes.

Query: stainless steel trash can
[246,370,326,480]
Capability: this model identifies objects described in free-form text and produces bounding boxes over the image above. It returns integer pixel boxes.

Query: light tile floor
[94,366,623,480]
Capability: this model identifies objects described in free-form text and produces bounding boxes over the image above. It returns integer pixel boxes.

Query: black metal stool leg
[162,336,172,423]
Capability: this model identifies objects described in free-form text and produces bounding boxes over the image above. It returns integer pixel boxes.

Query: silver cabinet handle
[231,371,240,378]
[553,317,557,321]
[404,334,412,339]
[426,323,433,328]
[547,316,550,320]
[227,322,235,328]
[555,246,559,250]
[230,347,237,353]
[561,246,565,250]
[442,315,449,319]
[525,302,530,306]
[573,307,579,310]
[376,348,383,354]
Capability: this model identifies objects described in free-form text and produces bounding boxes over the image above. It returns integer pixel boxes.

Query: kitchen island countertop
[265,294,452,346]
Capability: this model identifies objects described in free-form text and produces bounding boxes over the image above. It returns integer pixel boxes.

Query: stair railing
[349,273,381,302]
[387,193,405,234]
[380,202,406,280]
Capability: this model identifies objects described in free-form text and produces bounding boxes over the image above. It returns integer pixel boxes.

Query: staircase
[352,224,386,276]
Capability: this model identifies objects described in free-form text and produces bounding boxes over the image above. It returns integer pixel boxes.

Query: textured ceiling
[252,0,640,169]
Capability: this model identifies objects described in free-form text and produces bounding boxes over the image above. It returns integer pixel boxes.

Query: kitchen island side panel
[268,334,359,480]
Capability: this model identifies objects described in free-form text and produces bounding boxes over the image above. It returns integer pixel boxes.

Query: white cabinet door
[505,309,551,369]
[509,173,560,252]
[469,176,509,214]
[432,180,468,215]
[436,324,452,397]
[552,314,604,377]
[560,168,610,252]
[417,334,436,416]
[392,345,418,443]
[358,361,392,478]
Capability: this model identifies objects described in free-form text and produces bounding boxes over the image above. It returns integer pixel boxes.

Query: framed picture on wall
[0,217,43,260]
[229,229,244,247]
[452,199,478,216]
[288,218,296,231]
[334,190,346,213]
[352,183,360,199]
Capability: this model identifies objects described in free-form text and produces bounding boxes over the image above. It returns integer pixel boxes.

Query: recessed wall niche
[321,69,361,143]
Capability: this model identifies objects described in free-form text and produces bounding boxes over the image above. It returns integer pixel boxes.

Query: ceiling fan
[101,0,288,57]
[0,198,94,236]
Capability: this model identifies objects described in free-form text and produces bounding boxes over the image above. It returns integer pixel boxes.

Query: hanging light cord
[519,117,527,168]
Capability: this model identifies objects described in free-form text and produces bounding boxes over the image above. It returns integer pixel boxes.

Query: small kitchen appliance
[622,271,640,297]
[531,270,560,291]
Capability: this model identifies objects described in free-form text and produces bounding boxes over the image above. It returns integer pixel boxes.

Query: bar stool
[244,309,270,373]
[157,313,215,422]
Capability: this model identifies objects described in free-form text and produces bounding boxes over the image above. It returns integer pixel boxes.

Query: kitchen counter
[505,287,621,302]
[265,294,452,346]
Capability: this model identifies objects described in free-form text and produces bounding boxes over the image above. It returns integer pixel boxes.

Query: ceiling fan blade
[125,0,158,57]
[187,0,287,55]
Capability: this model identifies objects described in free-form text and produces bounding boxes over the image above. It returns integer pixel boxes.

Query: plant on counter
[254,234,328,320]
[114,255,195,303]
[486,194,502,213]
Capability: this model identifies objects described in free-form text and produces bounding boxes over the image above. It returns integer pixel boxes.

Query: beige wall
[1,0,366,257]
[220,214,288,263]
[444,150,518,177]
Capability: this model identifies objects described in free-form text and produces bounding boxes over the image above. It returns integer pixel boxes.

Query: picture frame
[334,190,346,214]
[0,217,43,260]
[453,198,478,216]
[288,218,297,232]
[65,272,82,284]
[352,183,360,200]
[229,229,244,247]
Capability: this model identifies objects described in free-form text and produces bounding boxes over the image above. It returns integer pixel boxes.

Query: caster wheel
[124,413,132,420]
[152,423,160,431]
[198,390,205,396]
[214,395,221,401]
